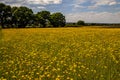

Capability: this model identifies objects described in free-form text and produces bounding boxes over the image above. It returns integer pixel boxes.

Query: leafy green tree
[50,12,66,27]
[0,3,6,28]
[11,7,18,27]
[13,6,33,28]
[77,20,85,25]
[0,3,12,28]
[36,11,50,27]
[35,13,46,27]
[4,5,12,28]
[38,11,50,20]
[0,3,67,28]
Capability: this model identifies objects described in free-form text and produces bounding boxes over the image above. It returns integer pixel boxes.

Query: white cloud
[0,0,62,6]
[37,6,46,9]
[73,0,119,9]
[72,0,89,9]
[23,0,62,5]
[75,0,87,4]
[109,1,117,6]
[66,12,120,23]
[88,0,118,9]
[91,0,117,8]
[0,0,26,7]
[72,4,85,8]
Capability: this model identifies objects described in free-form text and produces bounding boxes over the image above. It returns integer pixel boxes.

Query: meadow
[0,27,120,80]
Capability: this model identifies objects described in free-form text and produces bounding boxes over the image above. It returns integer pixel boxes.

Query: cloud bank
[27,0,62,5]
[73,0,119,9]
[66,12,120,23]
[1,0,62,6]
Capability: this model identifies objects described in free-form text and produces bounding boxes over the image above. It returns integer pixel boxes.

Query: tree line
[0,3,66,28]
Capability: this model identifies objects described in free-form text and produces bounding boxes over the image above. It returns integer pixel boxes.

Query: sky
[0,0,120,23]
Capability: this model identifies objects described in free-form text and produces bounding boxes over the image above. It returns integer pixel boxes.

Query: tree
[11,7,18,27]
[13,6,33,28]
[36,11,50,27]
[50,12,66,27]
[77,20,85,25]
[0,3,12,28]
[0,2,67,28]
[0,3,6,28]
[4,5,12,28]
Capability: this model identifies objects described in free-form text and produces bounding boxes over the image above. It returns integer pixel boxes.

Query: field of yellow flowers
[0,27,120,80]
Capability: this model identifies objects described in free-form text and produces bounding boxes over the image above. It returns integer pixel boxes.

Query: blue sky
[1,0,120,23]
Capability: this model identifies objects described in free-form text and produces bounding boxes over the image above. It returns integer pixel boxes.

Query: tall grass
[0,28,120,80]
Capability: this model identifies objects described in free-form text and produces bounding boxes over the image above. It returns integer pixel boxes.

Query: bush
[77,20,85,25]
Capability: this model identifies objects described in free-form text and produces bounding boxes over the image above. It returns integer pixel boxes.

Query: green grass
[0,27,120,80]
